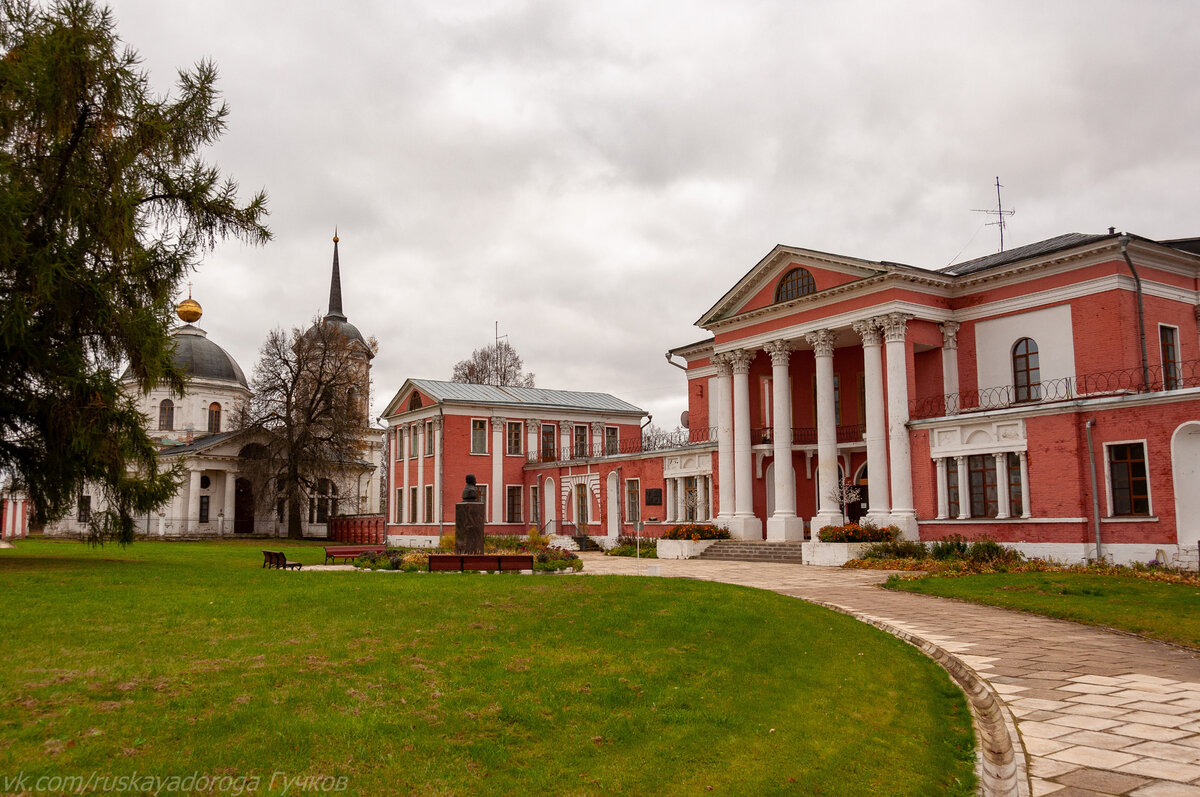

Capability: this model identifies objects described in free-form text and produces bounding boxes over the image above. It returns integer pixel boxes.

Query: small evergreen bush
[817,522,901,543]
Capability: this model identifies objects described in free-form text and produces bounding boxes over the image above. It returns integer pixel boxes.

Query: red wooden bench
[262,550,302,570]
[428,554,534,572]
[323,544,386,564]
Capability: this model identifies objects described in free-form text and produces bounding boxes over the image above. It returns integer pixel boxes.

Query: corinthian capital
[879,313,913,343]
[939,321,961,350]
[727,349,755,375]
[526,418,541,432]
[804,329,837,358]
[711,352,733,378]
[851,319,881,347]
[763,340,793,367]
[492,416,508,428]
[558,420,572,434]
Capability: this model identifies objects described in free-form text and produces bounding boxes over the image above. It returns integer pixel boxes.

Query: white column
[1018,451,1031,518]
[559,420,572,461]
[764,340,803,540]
[881,313,918,538]
[526,419,540,462]
[729,349,761,539]
[940,321,961,414]
[403,424,412,522]
[183,467,201,533]
[854,319,891,523]
[664,479,675,523]
[806,329,842,531]
[491,417,505,524]
[417,422,426,524]
[713,355,735,521]
[994,452,1011,519]
[433,417,443,524]
[591,422,604,458]
[223,470,237,536]
[955,456,969,519]
[676,477,688,522]
[935,458,949,519]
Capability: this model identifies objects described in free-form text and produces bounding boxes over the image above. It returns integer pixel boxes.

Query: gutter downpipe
[1119,235,1151,392]
[664,352,688,371]
[1084,418,1103,562]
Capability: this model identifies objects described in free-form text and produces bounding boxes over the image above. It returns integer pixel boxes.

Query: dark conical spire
[326,229,347,322]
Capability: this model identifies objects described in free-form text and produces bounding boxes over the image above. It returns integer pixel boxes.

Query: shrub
[526,526,551,550]
[966,538,1022,564]
[662,524,730,541]
[930,535,969,560]
[438,532,455,551]
[861,539,928,560]
[817,522,900,543]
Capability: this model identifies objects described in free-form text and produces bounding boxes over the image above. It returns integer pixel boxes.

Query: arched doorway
[846,463,870,525]
[234,478,254,534]
[606,472,620,538]
[1172,423,1200,552]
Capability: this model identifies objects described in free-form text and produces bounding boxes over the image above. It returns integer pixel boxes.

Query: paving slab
[574,553,1200,796]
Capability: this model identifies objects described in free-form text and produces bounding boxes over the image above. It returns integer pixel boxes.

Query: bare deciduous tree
[450,341,535,387]
[238,317,376,538]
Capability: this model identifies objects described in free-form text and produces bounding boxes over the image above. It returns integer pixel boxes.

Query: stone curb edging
[806,599,1029,797]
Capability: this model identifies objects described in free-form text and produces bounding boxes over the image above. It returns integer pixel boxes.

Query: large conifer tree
[0,0,270,540]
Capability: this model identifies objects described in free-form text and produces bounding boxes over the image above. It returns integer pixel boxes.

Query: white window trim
[470,417,489,455]
[394,488,403,524]
[408,485,418,524]
[604,425,619,455]
[506,421,524,457]
[424,420,434,457]
[505,483,523,524]
[1102,438,1152,518]
[529,484,540,529]
[476,483,488,523]
[424,485,434,523]
[394,428,403,461]
[573,424,588,455]
[409,425,419,458]
[1159,323,1180,388]
[625,478,640,523]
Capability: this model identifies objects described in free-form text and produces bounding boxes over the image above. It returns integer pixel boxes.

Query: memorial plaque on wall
[645,488,663,506]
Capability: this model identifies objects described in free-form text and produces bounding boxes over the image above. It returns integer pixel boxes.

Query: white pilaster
[223,470,237,536]
[559,420,572,461]
[526,419,540,461]
[433,417,443,524]
[185,466,201,533]
[764,340,803,540]
[713,355,735,522]
[994,452,1011,519]
[935,458,948,519]
[591,422,604,458]
[403,424,412,522]
[940,321,961,414]
[853,319,891,524]
[806,330,842,532]
[881,313,918,538]
[955,456,969,520]
[728,349,761,539]
[675,478,687,523]
[664,479,675,523]
[491,417,505,524]
[417,422,426,523]
[1018,451,1031,518]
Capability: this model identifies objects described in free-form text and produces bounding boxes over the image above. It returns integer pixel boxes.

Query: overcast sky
[105,0,1200,429]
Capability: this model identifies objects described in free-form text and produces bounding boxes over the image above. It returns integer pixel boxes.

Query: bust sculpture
[462,474,479,502]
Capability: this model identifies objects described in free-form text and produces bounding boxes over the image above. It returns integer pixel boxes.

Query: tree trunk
[287,496,303,539]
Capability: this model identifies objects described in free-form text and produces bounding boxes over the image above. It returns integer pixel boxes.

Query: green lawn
[888,571,1200,649]
[1,540,975,795]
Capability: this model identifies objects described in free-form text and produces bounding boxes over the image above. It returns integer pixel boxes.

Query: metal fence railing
[527,426,718,464]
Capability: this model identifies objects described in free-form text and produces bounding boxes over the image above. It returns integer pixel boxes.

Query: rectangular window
[77,495,91,523]
[1007,453,1023,516]
[810,374,842,426]
[575,483,589,526]
[1161,326,1180,390]
[625,479,640,523]
[541,424,557,461]
[395,429,403,461]
[530,485,540,529]
[424,485,433,523]
[409,486,417,523]
[604,427,619,455]
[1109,442,1149,516]
[574,425,588,458]
[199,495,210,524]
[684,476,698,522]
[471,419,488,454]
[946,461,959,518]
[424,420,434,456]
[409,426,418,457]
[477,485,488,522]
[857,373,866,426]
[506,486,522,523]
[395,488,403,524]
[507,422,523,455]
[967,454,998,518]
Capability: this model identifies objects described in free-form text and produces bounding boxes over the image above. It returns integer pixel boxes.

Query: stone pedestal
[455,501,485,554]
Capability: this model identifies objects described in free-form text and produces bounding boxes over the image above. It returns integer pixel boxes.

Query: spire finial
[326,231,346,321]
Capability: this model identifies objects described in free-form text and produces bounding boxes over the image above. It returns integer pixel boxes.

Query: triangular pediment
[382,379,437,419]
[696,244,889,328]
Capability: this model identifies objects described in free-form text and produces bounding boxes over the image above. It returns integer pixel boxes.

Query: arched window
[408,392,421,411]
[158,399,174,430]
[208,402,221,433]
[1012,338,1041,402]
[775,267,817,303]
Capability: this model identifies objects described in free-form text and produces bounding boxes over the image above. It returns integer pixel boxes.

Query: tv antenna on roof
[973,176,1015,252]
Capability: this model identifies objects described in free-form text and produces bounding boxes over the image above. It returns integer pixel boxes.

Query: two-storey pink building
[384,230,1200,566]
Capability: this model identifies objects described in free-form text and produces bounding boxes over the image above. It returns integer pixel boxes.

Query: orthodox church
[44,235,383,538]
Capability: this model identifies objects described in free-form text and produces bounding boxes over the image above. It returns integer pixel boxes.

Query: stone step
[697,540,806,564]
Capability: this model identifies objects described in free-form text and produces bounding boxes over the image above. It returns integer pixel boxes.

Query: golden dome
[177,297,203,323]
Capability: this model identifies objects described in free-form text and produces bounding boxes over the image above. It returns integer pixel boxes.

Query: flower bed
[355,540,582,573]
[816,522,900,543]
[661,523,731,541]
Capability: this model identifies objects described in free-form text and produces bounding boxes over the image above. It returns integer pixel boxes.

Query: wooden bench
[428,554,534,572]
[323,544,386,564]
[262,550,302,570]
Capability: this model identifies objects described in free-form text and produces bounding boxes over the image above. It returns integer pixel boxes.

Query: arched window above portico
[775,268,816,303]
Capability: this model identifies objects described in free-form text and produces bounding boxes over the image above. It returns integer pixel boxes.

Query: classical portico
[710,311,925,541]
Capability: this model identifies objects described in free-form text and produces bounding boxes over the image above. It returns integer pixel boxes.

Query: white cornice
[952,274,1200,321]
[910,386,1200,428]
[714,300,952,354]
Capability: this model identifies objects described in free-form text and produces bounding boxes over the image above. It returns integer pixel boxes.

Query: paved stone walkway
[573,553,1200,797]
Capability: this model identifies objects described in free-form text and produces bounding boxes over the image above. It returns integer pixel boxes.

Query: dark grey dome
[308,314,372,357]
[121,325,247,387]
